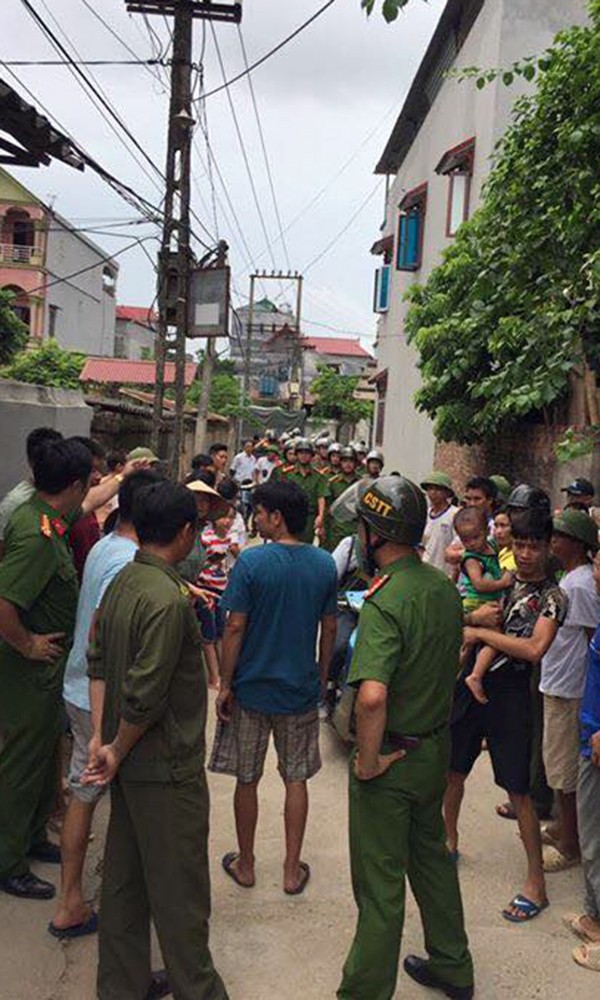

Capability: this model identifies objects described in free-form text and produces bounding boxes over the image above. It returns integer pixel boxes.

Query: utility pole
[243,271,304,432]
[193,240,229,453]
[126,0,241,477]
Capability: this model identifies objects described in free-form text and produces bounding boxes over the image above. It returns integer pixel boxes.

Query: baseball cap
[561,477,595,498]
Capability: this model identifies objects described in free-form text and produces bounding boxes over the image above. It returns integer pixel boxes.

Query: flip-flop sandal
[540,824,560,847]
[284,862,311,896]
[502,894,549,923]
[543,846,580,873]
[48,911,98,939]
[496,802,517,820]
[221,852,255,888]
[573,943,600,972]
[562,913,600,943]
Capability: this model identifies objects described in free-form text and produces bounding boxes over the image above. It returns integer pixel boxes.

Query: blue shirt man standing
[209,480,337,895]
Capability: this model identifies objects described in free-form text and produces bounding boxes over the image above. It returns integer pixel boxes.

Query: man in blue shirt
[569,548,600,971]
[209,481,337,895]
[49,470,161,939]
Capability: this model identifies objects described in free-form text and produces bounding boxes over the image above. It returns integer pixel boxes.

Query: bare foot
[222,852,255,888]
[465,673,488,704]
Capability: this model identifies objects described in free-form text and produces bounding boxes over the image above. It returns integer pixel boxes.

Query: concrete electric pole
[125,0,241,476]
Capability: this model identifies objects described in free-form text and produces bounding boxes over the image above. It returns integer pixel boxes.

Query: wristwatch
[113,473,125,484]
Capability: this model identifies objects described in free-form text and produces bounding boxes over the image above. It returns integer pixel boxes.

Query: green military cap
[489,474,512,500]
[553,509,599,551]
[420,471,454,493]
[127,446,160,464]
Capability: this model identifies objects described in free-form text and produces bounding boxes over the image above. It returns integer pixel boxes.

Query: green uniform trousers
[0,664,61,878]
[98,773,228,1000]
[338,733,473,1000]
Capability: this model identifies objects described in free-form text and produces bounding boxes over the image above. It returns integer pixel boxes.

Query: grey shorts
[208,703,321,784]
[65,700,106,805]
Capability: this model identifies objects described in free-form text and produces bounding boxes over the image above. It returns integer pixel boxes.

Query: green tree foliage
[310,364,373,425]
[186,371,242,415]
[361,0,411,22]
[404,4,600,445]
[1,338,85,389]
[0,289,29,365]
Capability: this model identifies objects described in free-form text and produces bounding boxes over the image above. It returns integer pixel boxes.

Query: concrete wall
[0,379,91,497]
[44,216,118,357]
[374,0,588,483]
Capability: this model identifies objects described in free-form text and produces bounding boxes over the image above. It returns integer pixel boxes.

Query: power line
[202,0,338,100]
[1,58,167,66]
[78,0,166,87]
[28,235,156,295]
[302,181,382,273]
[210,24,281,279]
[237,24,291,272]
[21,0,164,194]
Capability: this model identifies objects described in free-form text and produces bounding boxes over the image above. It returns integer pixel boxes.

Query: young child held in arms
[454,506,514,699]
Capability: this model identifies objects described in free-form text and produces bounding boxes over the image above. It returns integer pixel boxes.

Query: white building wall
[44,216,118,356]
[376,0,588,482]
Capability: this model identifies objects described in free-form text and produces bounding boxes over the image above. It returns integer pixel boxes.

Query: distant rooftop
[116,305,158,328]
[80,357,196,386]
[302,335,373,359]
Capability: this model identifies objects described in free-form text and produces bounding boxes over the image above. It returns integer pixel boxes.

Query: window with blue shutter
[373,264,390,313]
[396,184,427,271]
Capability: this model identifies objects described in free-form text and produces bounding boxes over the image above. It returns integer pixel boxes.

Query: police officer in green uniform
[323,446,362,552]
[272,438,328,544]
[0,438,92,899]
[83,481,228,1000]
[336,476,474,1000]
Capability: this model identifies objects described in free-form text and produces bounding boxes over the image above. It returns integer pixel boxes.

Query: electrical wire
[236,24,291,272]
[27,235,156,295]
[21,0,165,195]
[202,0,338,100]
[78,0,166,87]
[302,181,382,273]
[210,24,281,283]
[1,58,167,66]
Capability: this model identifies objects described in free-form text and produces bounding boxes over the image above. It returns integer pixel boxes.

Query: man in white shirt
[540,510,600,871]
[254,443,280,484]
[230,440,257,485]
[420,472,459,576]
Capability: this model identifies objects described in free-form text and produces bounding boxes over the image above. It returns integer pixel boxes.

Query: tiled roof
[301,336,373,359]
[80,357,196,386]
[116,305,158,327]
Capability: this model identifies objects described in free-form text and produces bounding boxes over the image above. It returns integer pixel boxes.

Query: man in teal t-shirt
[209,480,337,896]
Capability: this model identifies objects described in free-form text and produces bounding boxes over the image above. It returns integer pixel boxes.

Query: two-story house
[114,305,157,360]
[0,166,118,355]
[370,0,588,481]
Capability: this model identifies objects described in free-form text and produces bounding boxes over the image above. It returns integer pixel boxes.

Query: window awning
[399,183,428,211]
[436,138,475,176]
[370,234,394,257]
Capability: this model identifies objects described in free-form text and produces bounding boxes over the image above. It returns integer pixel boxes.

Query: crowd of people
[0,424,599,999]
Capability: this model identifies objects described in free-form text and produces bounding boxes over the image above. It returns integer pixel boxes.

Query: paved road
[0,702,596,999]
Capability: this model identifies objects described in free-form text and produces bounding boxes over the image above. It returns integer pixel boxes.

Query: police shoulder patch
[365,574,390,600]
[281,464,295,473]
[40,513,52,538]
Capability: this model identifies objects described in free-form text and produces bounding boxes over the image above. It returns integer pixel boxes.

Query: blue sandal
[502,894,549,923]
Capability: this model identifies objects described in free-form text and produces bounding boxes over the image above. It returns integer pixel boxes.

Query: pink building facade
[0,170,48,339]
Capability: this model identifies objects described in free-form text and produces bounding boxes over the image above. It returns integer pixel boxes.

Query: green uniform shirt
[348,554,463,735]
[88,550,207,783]
[0,495,78,690]
[273,463,328,512]
[324,473,361,550]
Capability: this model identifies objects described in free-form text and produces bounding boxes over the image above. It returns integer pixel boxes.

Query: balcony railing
[0,243,40,264]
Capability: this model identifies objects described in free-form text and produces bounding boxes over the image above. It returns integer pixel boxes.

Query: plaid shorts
[209,702,321,784]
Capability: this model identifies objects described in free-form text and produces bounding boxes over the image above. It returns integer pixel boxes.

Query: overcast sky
[3,0,445,349]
